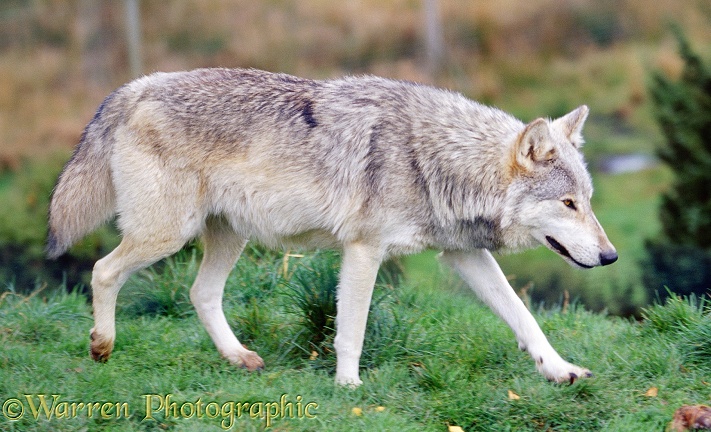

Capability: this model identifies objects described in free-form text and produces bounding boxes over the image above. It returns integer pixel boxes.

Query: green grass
[1,252,709,431]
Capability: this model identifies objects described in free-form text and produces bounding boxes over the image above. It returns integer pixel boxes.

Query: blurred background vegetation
[1,0,711,316]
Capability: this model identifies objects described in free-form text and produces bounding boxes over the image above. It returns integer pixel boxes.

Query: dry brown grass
[1,0,710,167]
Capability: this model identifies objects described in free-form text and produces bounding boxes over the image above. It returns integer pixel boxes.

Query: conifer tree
[643,27,711,299]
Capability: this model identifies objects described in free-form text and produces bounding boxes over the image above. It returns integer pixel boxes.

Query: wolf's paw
[536,356,592,384]
[89,328,114,362]
[334,375,363,388]
[225,350,265,371]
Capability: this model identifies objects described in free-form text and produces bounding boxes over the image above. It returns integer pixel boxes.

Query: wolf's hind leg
[440,249,592,383]
[90,236,185,362]
[190,218,264,371]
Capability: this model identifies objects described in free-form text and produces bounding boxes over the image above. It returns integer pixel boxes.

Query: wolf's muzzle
[545,236,593,269]
[546,236,618,268]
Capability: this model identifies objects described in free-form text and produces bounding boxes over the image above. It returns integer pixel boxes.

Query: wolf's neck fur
[407,92,524,250]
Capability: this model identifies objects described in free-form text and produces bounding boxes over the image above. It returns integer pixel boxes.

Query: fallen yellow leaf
[508,390,521,400]
[351,407,363,416]
[644,387,659,397]
[375,406,386,412]
[309,350,318,360]
[448,426,465,432]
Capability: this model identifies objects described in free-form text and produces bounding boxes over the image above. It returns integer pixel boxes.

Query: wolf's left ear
[554,105,589,148]
[514,118,555,172]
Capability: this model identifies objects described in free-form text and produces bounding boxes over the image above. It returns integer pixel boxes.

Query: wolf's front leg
[440,249,592,383]
[333,242,383,387]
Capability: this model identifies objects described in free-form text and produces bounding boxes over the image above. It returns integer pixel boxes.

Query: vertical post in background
[125,0,142,78]
[424,0,445,78]
[77,0,110,87]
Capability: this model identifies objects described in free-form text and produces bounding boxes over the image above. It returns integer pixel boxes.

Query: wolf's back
[46,93,120,259]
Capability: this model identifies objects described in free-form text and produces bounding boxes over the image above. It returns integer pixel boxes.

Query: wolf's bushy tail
[46,95,120,259]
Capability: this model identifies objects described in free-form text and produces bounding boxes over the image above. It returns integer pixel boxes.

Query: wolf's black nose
[599,251,618,266]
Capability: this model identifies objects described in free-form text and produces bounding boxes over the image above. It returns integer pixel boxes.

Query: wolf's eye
[562,199,577,210]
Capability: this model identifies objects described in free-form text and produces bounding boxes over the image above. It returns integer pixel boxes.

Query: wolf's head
[502,106,617,269]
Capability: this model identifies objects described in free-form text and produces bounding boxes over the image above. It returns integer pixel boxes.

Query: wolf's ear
[555,105,589,148]
[514,118,555,171]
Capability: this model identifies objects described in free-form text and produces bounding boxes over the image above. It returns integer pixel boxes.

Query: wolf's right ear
[513,118,555,172]
[555,105,589,147]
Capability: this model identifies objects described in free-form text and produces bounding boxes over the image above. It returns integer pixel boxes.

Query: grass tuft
[117,250,198,318]
[641,290,708,334]
[642,291,711,369]
[0,284,90,343]
[283,251,340,353]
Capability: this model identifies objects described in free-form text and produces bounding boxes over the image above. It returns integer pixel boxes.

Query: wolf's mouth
[545,236,593,269]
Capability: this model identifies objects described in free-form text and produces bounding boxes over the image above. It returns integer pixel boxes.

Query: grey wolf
[47,68,617,386]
